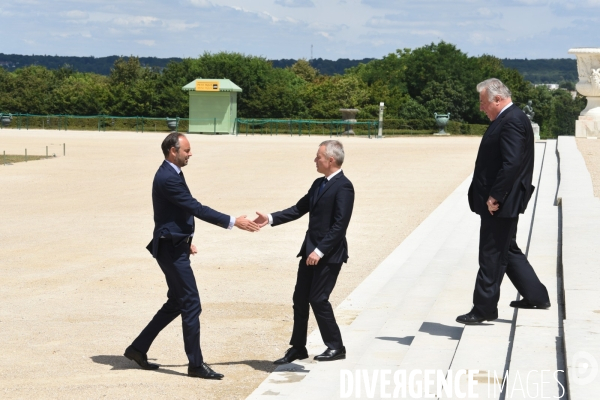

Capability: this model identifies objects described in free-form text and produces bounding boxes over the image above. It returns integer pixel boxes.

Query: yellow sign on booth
[195,81,220,91]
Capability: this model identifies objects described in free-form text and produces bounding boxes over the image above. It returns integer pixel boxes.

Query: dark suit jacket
[146,160,231,257]
[468,104,535,218]
[272,171,354,264]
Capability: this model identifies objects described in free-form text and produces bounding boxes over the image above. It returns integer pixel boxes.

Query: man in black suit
[124,132,259,379]
[456,78,550,325]
[255,140,354,363]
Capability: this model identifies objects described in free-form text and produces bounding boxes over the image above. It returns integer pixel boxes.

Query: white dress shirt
[497,102,513,119]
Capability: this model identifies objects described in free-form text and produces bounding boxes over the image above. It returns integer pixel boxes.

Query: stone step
[442,141,548,399]
[557,136,600,399]
[246,141,554,400]
[503,140,566,399]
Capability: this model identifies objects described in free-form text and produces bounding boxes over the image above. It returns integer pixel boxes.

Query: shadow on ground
[211,359,276,373]
[91,355,188,377]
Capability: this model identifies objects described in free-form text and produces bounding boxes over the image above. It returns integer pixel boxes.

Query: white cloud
[62,10,89,19]
[275,0,315,7]
[162,20,200,31]
[0,0,593,60]
[187,0,213,7]
[111,16,159,27]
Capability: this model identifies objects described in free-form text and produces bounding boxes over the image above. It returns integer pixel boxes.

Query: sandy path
[577,138,600,198]
[0,130,481,399]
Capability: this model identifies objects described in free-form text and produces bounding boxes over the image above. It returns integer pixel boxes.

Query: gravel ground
[0,130,482,399]
[577,138,600,198]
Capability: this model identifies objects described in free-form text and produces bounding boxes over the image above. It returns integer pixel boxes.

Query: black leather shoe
[124,345,159,370]
[273,347,308,365]
[314,346,346,361]
[188,362,224,380]
[456,310,498,325]
[510,299,551,309]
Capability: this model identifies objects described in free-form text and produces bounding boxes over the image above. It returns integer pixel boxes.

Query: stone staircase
[247,139,596,399]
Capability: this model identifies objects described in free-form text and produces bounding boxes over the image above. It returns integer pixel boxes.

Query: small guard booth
[182,79,242,134]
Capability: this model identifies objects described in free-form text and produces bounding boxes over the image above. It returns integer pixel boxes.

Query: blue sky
[1,0,598,60]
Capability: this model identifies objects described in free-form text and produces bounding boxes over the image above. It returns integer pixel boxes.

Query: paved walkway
[247,138,599,399]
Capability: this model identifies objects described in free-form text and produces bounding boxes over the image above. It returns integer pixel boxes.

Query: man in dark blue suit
[457,78,550,325]
[124,132,259,379]
[255,140,355,364]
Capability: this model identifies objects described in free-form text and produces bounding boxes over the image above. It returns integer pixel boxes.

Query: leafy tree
[52,73,110,115]
[397,98,430,120]
[108,57,159,116]
[244,68,307,118]
[290,59,318,82]
[302,74,370,119]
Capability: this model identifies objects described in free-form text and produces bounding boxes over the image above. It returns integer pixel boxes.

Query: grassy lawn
[1,154,48,164]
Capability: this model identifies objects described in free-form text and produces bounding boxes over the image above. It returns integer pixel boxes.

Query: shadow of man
[90,355,188,377]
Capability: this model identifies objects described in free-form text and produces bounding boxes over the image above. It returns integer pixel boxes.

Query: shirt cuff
[228,215,235,230]
[268,214,273,225]
[314,248,324,258]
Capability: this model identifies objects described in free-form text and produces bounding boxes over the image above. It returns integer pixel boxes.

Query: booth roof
[182,79,243,92]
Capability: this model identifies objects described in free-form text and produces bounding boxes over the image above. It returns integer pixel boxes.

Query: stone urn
[434,112,450,135]
[340,108,359,135]
[0,114,12,128]
[166,118,178,131]
[568,48,600,137]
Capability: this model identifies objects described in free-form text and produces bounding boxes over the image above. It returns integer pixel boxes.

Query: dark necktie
[179,171,187,185]
[318,177,328,196]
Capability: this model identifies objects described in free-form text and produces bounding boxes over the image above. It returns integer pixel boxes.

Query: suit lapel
[163,160,188,188]
[481,104,516,143]
[313,172,343,206]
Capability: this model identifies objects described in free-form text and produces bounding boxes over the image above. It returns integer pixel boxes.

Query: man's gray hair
[161,131,184,157]
[320,140,345,166]
[477,78,512,102]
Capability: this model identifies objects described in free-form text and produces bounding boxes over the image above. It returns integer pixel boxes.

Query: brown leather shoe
[124,345,159,370]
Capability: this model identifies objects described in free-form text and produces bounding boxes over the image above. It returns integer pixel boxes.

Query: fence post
[25,148,27,162]
[46,146,48,158]
[378,102,384,139]
[63,143,66,156]
[3,150,5,166]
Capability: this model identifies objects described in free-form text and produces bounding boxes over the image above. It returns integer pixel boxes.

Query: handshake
[234,212,270,232]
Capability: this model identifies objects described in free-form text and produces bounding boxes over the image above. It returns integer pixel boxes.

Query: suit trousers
[473,215,549,317]
[290,260,343,350]
[131,240,204,367]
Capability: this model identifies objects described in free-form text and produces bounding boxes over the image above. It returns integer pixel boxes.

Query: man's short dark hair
[161,132,184,157]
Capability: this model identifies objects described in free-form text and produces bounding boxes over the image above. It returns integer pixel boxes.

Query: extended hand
[306,251,321,266]
[235,215,260,232]
[190,244,198,256]
[487,196,500,215]
[253,211,269,228]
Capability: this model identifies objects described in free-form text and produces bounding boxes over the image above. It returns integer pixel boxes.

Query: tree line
[0,42,585,136]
